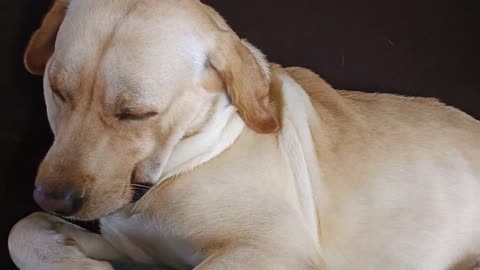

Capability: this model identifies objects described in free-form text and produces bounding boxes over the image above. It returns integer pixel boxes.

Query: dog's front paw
[8,212,114,270]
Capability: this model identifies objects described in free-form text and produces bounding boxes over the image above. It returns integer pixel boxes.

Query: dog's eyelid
[116,108,158,121]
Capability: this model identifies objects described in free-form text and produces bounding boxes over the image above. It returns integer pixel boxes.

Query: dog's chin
[63,198,132,222]
[52,203,129,234]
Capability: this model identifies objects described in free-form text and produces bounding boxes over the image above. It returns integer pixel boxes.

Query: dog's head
[26,0,279,220]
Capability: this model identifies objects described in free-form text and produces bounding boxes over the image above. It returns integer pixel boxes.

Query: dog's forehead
[58,1,208,58]
[49,0,213,99]
[61,0,213,43]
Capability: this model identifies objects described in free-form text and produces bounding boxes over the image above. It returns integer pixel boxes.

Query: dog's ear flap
[209,36,280,134]
[24,0,69,75]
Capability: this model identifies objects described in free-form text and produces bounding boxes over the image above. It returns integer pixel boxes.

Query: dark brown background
[2,0,478,268]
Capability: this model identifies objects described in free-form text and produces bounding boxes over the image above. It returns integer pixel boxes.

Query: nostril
[33,184,83,216]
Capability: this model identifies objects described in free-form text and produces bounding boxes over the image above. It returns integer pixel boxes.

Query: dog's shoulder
[283,66,444,112]
[283,66,478,128]
[282,66,357,122]
[283,66,335,103]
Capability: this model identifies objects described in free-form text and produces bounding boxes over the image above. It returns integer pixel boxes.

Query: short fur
[9,0,480,269]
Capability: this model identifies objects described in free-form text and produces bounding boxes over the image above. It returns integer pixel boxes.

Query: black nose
[33,185,83,216]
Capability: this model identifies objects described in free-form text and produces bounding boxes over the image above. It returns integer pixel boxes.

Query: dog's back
[286,66,480,269]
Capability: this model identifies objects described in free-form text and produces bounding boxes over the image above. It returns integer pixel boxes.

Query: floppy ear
[209,35,280,134]
[24,0,69,75]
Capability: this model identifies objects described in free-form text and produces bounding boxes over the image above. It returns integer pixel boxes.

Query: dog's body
[8,0,480,269]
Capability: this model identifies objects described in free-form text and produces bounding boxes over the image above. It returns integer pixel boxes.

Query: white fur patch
[277,74,322,248]
[160,94,245,181]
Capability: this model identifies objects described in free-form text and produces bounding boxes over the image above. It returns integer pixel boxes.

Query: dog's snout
[33,184,83,216]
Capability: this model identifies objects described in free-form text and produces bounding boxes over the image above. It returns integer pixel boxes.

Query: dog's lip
[56,215,101,233]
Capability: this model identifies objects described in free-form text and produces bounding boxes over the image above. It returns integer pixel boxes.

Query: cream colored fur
[8,0,480,269]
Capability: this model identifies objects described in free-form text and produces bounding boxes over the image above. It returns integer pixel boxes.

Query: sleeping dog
[8,0,480,269]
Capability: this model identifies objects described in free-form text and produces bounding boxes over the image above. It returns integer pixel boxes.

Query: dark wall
[2,0,478,268]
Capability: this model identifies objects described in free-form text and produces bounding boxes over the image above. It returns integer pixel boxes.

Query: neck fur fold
[158,94,246,183]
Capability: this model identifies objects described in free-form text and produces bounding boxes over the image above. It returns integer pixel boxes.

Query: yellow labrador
[8,0,480,269]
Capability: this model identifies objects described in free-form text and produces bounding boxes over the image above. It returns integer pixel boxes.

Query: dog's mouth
[61,216,102,233]
[53,182,153,226]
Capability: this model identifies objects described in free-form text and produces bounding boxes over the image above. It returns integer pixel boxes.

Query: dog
[8,0,480,269]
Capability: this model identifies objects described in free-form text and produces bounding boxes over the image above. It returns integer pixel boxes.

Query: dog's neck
[157,94,245,183]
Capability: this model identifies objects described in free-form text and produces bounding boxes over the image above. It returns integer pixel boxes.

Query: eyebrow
[50,84,67,102]
[47,75,68,101]
[48,64,75,104]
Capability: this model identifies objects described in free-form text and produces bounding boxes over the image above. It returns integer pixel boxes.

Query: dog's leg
[8,212,124,270]
[53,218,125,261]
[192,244,324,270]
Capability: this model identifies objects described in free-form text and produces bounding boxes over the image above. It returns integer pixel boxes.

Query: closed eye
[116,109,158,121]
